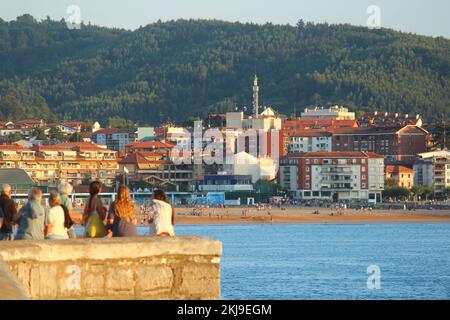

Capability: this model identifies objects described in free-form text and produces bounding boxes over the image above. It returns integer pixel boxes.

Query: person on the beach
[149,189,175,237]
[58,181,77,239]
[107,185,138,237]
[0,184,18,240]
[45,192,69,240]
[16,188,46,240]
[83,181,107,238]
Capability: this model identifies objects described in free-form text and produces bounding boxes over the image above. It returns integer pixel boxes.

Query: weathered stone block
[29,266,40,298]
[82,264,105,297]
[180,264,220,299]
[136,265,173,294]
[105,266,134,295]
[16,263,30,296]
[38,264,58,299]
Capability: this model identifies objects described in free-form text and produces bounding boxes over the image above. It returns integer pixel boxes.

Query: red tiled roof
[125,141,175,149]
[385,165,416,174]
[93,128,136,135]
[53,142,106,149]
[288,130,332,137]
[283,119,359,129]
[15,119,42,125]
[286,151,384,159]
[119,152,168,165]
[0,144,31,151]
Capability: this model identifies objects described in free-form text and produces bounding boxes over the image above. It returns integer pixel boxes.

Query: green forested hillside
[0,15,449,125]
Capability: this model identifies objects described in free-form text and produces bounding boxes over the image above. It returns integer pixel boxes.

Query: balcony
[322,178,353,183]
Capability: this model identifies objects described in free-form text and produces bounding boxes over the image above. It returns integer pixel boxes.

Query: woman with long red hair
[107,185,138,237]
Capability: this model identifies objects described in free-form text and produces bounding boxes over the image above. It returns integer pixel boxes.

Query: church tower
[252,74,259,118]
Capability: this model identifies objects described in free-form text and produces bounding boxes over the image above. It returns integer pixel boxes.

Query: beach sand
[173,207,450,225]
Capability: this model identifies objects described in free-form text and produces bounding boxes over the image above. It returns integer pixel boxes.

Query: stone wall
[0,236,222,300]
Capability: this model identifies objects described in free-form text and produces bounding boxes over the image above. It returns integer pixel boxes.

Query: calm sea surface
[79,223,450,299]
[172,223,450,300]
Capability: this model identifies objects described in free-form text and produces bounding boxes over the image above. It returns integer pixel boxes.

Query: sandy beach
[173,207,450,225]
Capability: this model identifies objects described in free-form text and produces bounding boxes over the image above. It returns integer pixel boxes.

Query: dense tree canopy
[0,16,449,125]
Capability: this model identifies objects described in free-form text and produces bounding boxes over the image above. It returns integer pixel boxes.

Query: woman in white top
[149,189,175,237]
[45,192,69,240]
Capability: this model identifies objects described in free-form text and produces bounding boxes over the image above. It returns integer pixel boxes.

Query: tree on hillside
[107,117,135,128]
[69,132,83,142]
[49,126,64,141]
[32,127,47,140]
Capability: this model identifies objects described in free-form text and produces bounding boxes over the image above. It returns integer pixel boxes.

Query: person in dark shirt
[107,185,138,237]
[0,184,19,240]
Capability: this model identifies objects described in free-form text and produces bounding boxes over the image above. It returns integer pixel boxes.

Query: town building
[0,143,118,187]
[226,76,283,132]
[125,141,175,154]
[57,121,101,135]
[92,128,137,152]
[118,151,194,191]
[385,165,416,189]
[196,173,253,192]
[331,125,430,165]
[288,131,332,153]
[224,151,277,183]
[0,168,35,194]
[283,119,359,131]
[279,152,385,203]
[136,127,155,141]
[413,150,450,199]
[300,106,356,121]
[358,111,423,128]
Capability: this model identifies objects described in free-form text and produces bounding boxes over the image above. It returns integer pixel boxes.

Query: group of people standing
[0,181,175,241]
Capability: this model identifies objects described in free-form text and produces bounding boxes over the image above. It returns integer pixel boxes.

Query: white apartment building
[92,128,137,152]
[279,152,384,203]
[289,132,332,153]
[301,106,356,121]
[414,150,450,199]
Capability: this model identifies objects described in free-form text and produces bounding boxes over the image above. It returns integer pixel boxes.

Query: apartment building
[288,131,332,153]
[118,152,194,191]
[279,152,385,203]
[196,174,254,192]
[413,150,450,199]
[385,165,416,189]
[331,125,429,165]
[92,128,137,152]
[0,143,118,187]
[301,106,356,121]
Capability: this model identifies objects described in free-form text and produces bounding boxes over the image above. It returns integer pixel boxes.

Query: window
[306,167,310,172]
[314,159,319,164]
[306,159,310,164]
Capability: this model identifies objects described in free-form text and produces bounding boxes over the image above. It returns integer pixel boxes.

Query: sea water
[173,223,450,300]
[79,223,450,299]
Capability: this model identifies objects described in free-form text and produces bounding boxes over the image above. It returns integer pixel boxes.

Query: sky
[1,0,449,38]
